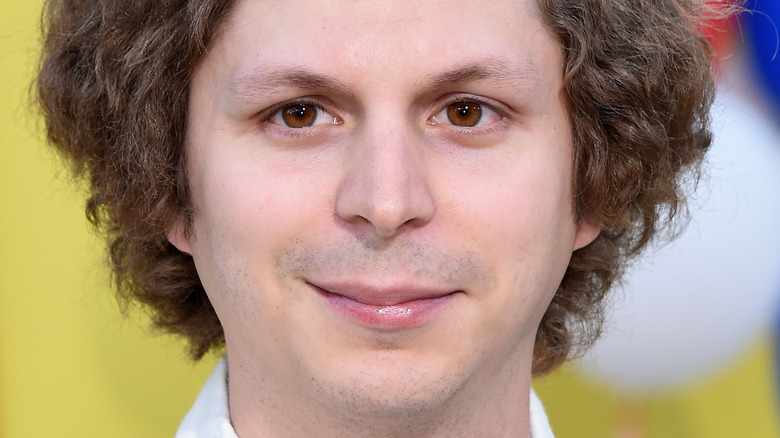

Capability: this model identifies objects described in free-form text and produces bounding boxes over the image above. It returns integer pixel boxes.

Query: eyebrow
[424,59,540,93]
[226,58,540,102]
[228,69,354,102]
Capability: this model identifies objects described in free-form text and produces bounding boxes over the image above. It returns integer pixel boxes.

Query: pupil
[292,107,307,118]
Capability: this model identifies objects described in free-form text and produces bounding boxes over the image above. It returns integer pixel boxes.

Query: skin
[169,0,599,436]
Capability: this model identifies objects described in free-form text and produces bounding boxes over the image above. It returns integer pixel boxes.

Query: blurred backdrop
[2,1,779,436]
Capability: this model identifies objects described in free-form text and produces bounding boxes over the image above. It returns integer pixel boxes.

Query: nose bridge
[335,117,435,237]
[365,124,417,196]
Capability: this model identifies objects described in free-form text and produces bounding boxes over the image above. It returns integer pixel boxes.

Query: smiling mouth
[308,282,459,329]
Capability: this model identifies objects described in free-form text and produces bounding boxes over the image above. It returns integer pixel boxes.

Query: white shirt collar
[175,358,237,438]
[176,358,555,438]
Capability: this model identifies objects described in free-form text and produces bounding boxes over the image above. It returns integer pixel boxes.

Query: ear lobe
[573,220,600,251]
[167,219,192,255]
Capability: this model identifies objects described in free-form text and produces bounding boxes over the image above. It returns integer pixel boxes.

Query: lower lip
[312,286,455,329]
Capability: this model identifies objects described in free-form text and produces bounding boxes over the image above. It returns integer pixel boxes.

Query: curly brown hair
[37,0,719,375]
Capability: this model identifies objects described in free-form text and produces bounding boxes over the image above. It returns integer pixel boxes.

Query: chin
[309,350,472,419]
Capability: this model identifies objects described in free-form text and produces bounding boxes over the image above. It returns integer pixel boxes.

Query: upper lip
[308,281,458,306]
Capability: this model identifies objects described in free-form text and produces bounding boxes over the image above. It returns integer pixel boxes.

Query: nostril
[335,185,435,238]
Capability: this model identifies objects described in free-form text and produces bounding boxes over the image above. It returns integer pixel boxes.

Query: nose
[335,124,435,238]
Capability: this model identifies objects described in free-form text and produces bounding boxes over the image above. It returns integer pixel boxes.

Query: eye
[429,99,503,128]
[269,102,341,128]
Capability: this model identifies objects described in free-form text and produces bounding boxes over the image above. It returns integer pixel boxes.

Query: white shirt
[176,358,555,438]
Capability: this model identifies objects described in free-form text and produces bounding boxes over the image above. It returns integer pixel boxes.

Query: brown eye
[282,103,317,128]
[446,101,482,127]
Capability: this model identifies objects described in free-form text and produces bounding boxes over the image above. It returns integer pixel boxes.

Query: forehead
[204,0,559,93]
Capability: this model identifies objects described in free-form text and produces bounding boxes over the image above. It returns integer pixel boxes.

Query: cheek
[442,146,577,312]
[192,156,314,244]
[186,163,284,294]
[186,151,339,303]
[445,153,576,253]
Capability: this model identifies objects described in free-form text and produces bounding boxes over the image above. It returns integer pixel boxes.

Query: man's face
[172,0,597,423]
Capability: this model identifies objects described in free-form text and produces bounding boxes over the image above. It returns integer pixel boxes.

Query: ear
[167,218,192,255]
[573,219,600,251]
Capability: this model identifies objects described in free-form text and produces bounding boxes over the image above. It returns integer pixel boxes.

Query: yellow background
[1,1,778,436]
